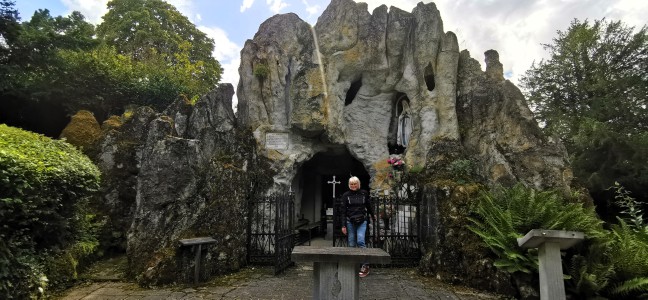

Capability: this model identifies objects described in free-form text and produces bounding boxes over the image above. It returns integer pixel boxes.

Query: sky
[14,0,648,109]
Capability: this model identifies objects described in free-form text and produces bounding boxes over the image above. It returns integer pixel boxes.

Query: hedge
[0,124,101,298]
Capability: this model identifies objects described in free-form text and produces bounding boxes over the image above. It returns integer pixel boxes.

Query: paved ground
[58,265,502,300]
[56,239,503,300]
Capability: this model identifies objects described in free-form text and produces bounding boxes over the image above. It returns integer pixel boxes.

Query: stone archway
[292,146,370,229]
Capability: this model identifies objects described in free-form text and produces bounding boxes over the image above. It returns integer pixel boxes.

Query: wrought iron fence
[247,192,295,274]
[333,194,421,265]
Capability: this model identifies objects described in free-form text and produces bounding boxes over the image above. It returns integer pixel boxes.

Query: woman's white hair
[348,176,360,185]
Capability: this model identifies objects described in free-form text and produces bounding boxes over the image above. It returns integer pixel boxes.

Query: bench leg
[194,244,202,285]
[314,262,341,300]
[313,262,359,300]
[338,262,359,300]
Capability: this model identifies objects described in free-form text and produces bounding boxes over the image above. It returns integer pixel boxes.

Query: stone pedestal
[517,229,584,300]
[292,246,391,300]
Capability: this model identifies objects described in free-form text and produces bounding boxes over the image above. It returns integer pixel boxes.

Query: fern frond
[467,183,604,278]
[610,277,648,297]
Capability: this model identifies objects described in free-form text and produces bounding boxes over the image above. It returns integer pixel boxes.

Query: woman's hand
[342,226,347,235]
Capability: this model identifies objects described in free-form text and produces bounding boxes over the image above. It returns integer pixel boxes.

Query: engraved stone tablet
[265,132,289,150]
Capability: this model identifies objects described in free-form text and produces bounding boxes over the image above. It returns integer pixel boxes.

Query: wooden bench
[296,222,321,246]
[292,246,391,300]
[178,237,217,284]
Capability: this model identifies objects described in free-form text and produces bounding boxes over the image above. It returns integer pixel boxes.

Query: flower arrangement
[385,156,405,185]
[387,157,404,170]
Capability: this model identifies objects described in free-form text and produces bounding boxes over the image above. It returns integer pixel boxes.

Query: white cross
[327,175,341,199]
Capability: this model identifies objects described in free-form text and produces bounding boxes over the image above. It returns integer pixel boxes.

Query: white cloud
[302,0,321,17]
[198,25,242,110]
[266,0,289,14]
[198,26,240,62]
[221,57,242,110]
[606,0,648,29]
[241,0,255,12]
[360,0,648,86]
[166,0,193,15]
[362,0,419,13]
[60,0,108,24]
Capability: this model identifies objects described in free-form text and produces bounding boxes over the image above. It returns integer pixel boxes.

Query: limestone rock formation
[235,0,574,294]
[85,0,575,291]
[237,0,571,194]
[456,50,571,191]
[93,106,157,252]
[91,85,272,285]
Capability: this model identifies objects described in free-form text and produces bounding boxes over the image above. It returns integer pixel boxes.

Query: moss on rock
[59,110,102,155]
[101,115,123,132]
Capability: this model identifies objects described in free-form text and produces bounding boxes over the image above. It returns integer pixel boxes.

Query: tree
[8,9,97,91]
[1,1,224,135]
[0,0,20,91]
[521,19,648,210]
[0,9,99,137]
[96,0,222,104]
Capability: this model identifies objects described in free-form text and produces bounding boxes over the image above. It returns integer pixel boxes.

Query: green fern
[609,219,648,279]
[610,277,648,298]
[567,243,615,297]
[468,184,604,276]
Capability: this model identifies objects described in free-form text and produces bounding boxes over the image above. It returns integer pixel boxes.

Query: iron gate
[247,192,295,274]
[333,194,421,265]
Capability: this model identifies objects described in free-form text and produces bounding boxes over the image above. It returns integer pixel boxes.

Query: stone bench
[292,246,391,300]
[178,237,217,284]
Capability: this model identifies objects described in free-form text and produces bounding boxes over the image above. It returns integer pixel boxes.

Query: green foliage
[520,19,648,207]
[522,19,648,141]
[611,277,648,298]
[253,63,270,79]
[609,219,648,280]
[468,184,604,274]
[567,185,648,298]
[1,2,223,133]
[1,9,97,96]
[0,124,101,298]
[446,159,475,183]
[0,0,20,70]
[610,182,646,230]
[97,0,221,95]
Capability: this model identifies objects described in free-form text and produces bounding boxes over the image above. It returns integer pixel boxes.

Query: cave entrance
[292,146,370,242]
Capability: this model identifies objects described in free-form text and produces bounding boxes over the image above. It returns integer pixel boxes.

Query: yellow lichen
[343,47,361,64]
[372,158,393,191]
[305,69,325,98]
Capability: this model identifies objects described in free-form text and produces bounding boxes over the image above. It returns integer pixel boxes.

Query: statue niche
[388,93,412,155]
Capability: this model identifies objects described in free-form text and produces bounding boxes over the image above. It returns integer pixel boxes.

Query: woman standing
[341,176,376,277]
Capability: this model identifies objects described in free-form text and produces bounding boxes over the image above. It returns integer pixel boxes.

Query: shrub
[253,63,270,79]
[468,184,604,274]
[0,124,101,298]
[604,185,648,298]
[446,159,475,183]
